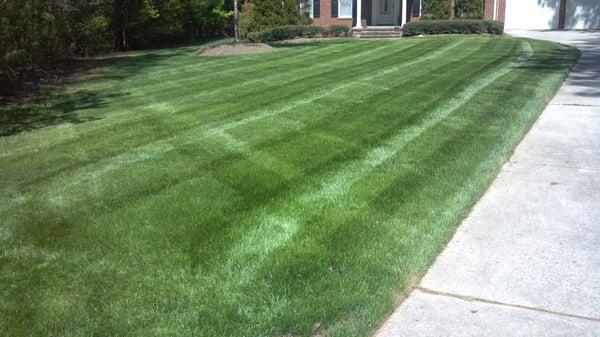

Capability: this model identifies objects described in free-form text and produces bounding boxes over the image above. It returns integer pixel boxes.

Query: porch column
[401,0,407,26]
[354,0,363,28]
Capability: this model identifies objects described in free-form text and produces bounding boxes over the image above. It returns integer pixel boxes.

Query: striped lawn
[0,36,578,337]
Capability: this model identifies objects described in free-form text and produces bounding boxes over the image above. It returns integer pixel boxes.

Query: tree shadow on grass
[516,34,600,99]
[0,49,188,137]
[0,90,129,137]
[514,41,581,82]
[516,46,580,73]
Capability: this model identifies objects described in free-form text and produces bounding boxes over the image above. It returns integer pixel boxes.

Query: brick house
[309,0,506,28]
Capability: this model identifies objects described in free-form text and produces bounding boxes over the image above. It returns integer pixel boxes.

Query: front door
[378,0,394,25]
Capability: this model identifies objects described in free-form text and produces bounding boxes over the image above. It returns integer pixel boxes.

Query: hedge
[402,20,504,36]
[247,25,322,42]
[247,24,349,42]
[322,25,351,37]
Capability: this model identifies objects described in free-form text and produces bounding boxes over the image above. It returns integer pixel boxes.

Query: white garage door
[504,0,559,30]
[566,0,600,29]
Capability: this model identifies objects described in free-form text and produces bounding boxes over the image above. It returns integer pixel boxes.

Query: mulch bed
[197,43,275,57]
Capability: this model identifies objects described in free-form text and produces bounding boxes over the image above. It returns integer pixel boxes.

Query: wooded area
[0,0,483,89]
[0,0,234,82]
[0,0,311,87]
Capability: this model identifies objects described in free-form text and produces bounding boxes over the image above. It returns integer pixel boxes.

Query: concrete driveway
[375,30,600,337]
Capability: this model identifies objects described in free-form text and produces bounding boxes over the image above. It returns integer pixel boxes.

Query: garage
[565,0,600,29]
[504,0,600,30]
[504,0,560,30]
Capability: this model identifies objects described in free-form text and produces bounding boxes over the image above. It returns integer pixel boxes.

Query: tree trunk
[234,0,240,43]
[558,0,567,30]
[122,27,129,51]
[114,1,130,51]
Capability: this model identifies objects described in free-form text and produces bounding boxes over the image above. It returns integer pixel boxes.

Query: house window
[411,0,421,17]
[339,0,352,18]
[313,0,320,18]
[332,0,338,17]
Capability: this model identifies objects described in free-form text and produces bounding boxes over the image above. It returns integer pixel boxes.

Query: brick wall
[484,0,506,21]
[313,0,353,27]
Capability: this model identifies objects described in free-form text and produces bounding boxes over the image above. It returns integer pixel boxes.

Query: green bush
[305,25,324,37]
[0,0,233,87]
[455,0,484,19]
[402,20,504,36]
[486,21,504,34]
[239,0,312,39]
[322,25,350,37]
[422,0,453,20]
[247,25,324,42]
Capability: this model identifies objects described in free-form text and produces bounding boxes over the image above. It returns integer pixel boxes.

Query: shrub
[305,25,324,37]
[422,0,453,20]
[402,19,504,36]
[239,0,312,39]
[486,21,504,35]
[455,0,484,19]
[247,25,324,42]
[322,25,350,37]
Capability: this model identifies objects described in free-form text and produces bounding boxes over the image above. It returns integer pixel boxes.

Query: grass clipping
[197,43,274,57]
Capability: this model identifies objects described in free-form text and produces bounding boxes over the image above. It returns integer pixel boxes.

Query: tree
[113,0,158,51]
[1,0,233,86]
[454,0,483,19]
[238,0,306,37]
[422,0,452,20]
[234,0,239,42]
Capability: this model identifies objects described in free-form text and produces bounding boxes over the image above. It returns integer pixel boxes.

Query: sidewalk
[375,30,600,337]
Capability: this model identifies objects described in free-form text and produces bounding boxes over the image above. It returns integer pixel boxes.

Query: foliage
[454,0,484,19]
[422,0,453,20]
[239,0,311,38]
[238,1,260,38]
[402,19,504,36]
[322,25,350,37]
[0,0,235,84]
[245,24,348,43]
[247,24,322,42]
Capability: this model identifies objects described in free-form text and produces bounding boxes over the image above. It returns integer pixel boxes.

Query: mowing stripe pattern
[0,37,578,337]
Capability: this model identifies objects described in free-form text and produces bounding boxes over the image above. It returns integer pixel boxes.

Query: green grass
[0,36,578,337]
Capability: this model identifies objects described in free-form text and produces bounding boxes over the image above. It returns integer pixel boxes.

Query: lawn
[0,36,578,337]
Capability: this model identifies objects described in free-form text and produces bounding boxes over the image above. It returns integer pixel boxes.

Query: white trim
[493,0,498,20]
[309,0,314,18]
[401,0,407,26]
[354,0,363,27]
